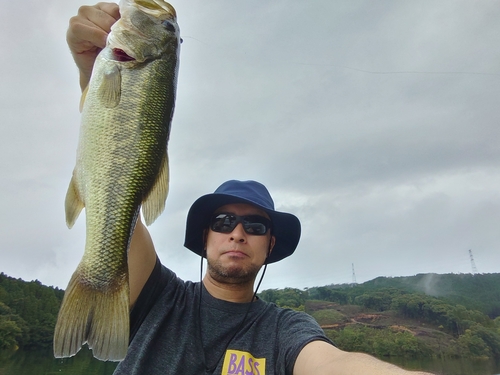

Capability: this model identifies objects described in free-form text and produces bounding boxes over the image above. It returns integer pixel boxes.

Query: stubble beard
[206,257,261,285]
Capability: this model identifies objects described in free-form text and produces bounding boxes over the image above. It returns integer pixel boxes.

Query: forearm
[295,341,435,375]
[128,217,157,307]
[324,351,433,375]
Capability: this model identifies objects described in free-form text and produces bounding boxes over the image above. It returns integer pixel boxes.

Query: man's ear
[203,229,208,254]
[268,236,276,256]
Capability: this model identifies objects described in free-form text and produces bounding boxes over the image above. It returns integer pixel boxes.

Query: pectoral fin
[98,64,122,108]
[65,175,84,229]
[142,153,169,226]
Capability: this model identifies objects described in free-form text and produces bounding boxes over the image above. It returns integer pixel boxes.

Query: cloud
[1,0,499,290]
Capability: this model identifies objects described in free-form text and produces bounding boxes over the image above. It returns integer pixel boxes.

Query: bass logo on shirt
[222,349,266,375]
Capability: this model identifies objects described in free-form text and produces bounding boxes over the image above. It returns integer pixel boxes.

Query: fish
[53,0,180,361]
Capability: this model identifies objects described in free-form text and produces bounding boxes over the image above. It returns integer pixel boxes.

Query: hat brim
[184,193,301,264]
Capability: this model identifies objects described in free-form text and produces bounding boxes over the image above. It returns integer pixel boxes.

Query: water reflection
[0,347,117,375]
[1,348,500,375]
[387,356,500,375]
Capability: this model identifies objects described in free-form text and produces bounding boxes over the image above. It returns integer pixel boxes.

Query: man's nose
[230,223,247,242]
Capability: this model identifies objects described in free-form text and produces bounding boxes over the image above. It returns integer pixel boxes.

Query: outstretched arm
[294,341,435,375]
[66,2,158,306]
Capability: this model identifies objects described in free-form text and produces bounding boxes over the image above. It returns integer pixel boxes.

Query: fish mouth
[112,48,135,62]
[133,0,176,18]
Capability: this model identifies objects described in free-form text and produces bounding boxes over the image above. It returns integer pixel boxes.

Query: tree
[0,302,23,350]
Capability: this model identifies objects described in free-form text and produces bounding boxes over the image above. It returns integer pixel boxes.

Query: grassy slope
[306,300,468,357]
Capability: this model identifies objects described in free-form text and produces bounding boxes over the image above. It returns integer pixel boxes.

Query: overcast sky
[1,0,500,292]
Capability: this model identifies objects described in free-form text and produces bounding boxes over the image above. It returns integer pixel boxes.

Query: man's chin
[207,261,260,285]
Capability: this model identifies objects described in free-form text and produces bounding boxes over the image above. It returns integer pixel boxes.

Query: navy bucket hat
[184,180,301,264]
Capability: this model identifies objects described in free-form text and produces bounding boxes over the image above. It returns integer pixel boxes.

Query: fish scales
[54,0,180,362]
[77,59,173,287]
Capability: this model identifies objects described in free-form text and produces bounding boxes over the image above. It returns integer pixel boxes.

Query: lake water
[386,356,500,375]
[0,348,117,375]
[1,348,499,375]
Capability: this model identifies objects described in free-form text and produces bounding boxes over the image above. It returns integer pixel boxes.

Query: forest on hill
[260,273,500,359]
[0,273,64,351]
[1,271,499,360]
[360,273,500,318]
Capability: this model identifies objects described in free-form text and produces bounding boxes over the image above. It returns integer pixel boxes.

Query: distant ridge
[260,272,500,359]
[358,273,500,318]
[259,272,500,318]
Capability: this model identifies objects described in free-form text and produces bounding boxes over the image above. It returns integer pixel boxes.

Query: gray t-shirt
[113,259,331,375]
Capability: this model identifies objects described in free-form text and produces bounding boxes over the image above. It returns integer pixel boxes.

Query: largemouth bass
[54,0,180,361]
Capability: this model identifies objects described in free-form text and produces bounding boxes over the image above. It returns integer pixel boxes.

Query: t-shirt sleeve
[277,309,334,375]
[129,257,174,341]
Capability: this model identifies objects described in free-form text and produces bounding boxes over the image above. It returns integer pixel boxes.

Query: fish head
[106,0,180,64]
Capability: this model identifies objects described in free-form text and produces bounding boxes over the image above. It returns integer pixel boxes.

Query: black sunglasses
[210,213,272,236]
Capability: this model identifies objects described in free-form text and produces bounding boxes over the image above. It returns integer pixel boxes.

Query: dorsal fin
[142,153,169,226]
[79,85,89,113]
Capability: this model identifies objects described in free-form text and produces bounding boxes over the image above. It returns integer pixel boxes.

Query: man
[67,4,435,374]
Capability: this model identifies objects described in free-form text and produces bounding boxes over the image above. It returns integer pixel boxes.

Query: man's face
[205,203,275,285]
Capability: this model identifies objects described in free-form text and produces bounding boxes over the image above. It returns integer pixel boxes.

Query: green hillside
[0,273,64,350]
[361,273,500,318]
[259,273,500,359]
[1,271,499,360]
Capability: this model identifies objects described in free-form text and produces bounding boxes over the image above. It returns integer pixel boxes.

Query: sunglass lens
[211,214,270,235]
[211,214,236,233]
[242,216,269,235]
[243,222,266,235]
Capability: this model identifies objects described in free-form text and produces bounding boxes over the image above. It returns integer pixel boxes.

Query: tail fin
[53,271,130,361]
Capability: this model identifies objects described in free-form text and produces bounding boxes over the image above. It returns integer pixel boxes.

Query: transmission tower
[351,263,357,285]
[469,249,478,274]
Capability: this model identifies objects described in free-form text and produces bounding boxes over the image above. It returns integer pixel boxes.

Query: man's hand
[66,2,120,91]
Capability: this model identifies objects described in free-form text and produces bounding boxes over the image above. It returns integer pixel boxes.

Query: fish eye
[161,20,176,32]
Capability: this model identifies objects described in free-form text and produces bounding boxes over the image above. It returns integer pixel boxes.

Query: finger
[67,19,108,52]
[77,3,120,34]
[95,2,121,23]
[67,3,120,52]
